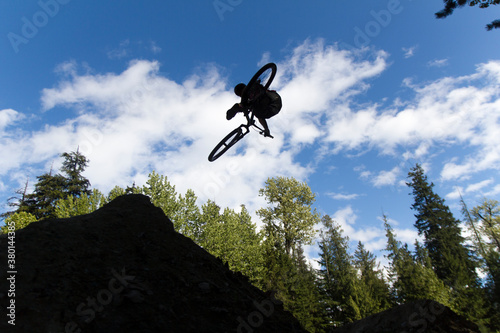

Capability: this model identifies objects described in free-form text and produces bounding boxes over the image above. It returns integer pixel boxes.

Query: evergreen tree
[317,215,361,327]
[24,172,68,219]
[435,0,500,30]
[463,198,500,330]
[354,241,392,315]
[286,245,327,333]
[383,216,451,306]
[13,150,91,220]
[260,235,326,332]
[1,178,30,219]
[406,164,478,288]
[60,150,91,197]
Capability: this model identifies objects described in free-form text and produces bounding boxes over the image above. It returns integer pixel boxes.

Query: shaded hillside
[0,194,306,332]
[331,299,480,333]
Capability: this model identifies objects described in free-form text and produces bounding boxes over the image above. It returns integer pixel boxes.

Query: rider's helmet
[234,83,246,97]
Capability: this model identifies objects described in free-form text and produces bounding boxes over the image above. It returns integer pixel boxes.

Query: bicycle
[208,62,277,162]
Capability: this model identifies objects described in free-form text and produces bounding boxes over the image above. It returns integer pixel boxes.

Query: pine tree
[406,164,478,288]
[286,245,327,333]
[354,241,392,315]
[317,215,361,327]
[463,198,500,330]
[13,150,91,220]
[1,178,30,219]
[383,216,451,306]
[24,172,68,219]
[60,150,91,197]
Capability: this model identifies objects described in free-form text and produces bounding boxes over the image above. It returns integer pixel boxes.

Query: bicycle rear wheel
[240,63,277,106]
[208,127,245,162]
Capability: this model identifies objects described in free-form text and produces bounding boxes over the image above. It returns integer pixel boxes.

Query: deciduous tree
[257,176,320,257]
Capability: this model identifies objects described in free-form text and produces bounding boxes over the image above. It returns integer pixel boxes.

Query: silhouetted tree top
[436,0,500,30]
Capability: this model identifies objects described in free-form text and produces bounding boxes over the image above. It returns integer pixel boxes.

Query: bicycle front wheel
[241,63,277,106]
[208,127,245,162]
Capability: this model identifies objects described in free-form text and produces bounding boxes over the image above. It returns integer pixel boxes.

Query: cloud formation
[1,39,499,245]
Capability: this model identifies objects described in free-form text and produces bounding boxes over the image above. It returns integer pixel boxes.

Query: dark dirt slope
[331,299,480,333]
[0,194,307,333]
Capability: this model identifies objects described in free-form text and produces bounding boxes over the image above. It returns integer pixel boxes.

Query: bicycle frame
[240,109,266,136]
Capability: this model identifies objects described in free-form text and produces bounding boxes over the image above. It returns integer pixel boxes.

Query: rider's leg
[258,118,271,137]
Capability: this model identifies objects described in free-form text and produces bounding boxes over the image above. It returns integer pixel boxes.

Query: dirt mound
[331,299,480,333]
[0,194,307,333]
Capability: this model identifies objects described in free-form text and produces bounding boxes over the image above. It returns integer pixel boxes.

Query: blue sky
[1,0,500,266]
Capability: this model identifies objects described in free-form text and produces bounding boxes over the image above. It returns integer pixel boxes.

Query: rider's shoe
[263,129,272,137]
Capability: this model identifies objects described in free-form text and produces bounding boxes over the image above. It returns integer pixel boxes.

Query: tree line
[2,150,499,332]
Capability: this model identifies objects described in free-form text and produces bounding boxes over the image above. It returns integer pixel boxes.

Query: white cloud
[402,45,417,58]
[327,192,360,200]
[2,40,390,219]
[427,58,449,67]
[372,166,400,187]
[324,60,500,182]
[446,179,495,200]
[107,39,130,59]
[0,109,24,131]
[2,39,500,226]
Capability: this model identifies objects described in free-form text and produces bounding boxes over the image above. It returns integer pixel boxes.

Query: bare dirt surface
[0,194,307,333]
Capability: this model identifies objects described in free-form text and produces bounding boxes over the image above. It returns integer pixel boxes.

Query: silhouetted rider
[226,82,282,137]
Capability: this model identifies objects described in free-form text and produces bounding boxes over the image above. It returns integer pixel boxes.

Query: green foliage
[435,0,500,30]
[256,177,326,331]
[463,198,500,330]
[317,215,361,326]
[8,160,500,331]
[257,176,320,257]
[107,186,126,201]
[142,171,179,218]
[15,150,92,220]
[23,173,68,219]
[407,164,478,289]
[1,211,37,233]
[171,189,202,241]
[383,217,452,307]
[60,150,91,197]
[354,241,392,315]
[55,189,107,218]
[199,201,263,283]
